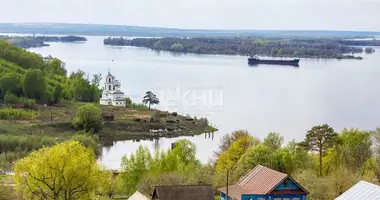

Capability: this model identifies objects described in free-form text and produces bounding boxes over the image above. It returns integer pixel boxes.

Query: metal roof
[128,191,150,200]
[218,165,308,199]
[335,181,380,200]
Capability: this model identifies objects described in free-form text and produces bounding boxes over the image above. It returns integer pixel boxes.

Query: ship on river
[248,56,300,66]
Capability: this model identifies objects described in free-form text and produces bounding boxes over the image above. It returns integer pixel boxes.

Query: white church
[99,70,126,107]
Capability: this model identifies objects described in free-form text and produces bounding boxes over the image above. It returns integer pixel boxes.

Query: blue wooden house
[218,165,309,200]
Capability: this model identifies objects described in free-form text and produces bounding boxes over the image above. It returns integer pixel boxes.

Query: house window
[284,179,289,187]
[113,86,115,91]
[109,85,111,90]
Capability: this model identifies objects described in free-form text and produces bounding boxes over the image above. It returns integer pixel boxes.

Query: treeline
[0,41,101,104]
[103,37,370,59]
[29,35,87,42]
[0,36,49,48]
[337,39,380,46]
[116,125,380,200]
[0,35,87,48]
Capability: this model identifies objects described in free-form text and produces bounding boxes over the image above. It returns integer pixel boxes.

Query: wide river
[26,36,380,169]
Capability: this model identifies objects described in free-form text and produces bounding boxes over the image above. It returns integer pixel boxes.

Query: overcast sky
[1,0,380,31]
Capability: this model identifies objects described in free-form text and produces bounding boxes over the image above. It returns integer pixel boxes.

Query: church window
[109,85,111,90]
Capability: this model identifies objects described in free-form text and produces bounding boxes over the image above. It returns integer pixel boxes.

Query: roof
[113,97,125,101]
[335,181,380,200]
[128,191,150,200]
[218,165,308,199]
[111,90,124,94]
[152,185,214,200]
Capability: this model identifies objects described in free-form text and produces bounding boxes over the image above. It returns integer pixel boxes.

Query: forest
[104,37,378,59]
[0,40,100,103]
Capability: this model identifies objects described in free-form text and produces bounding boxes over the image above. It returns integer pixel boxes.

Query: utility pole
[226,169,229,200]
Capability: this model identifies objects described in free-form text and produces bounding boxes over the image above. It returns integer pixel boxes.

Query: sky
[1,0,380,31]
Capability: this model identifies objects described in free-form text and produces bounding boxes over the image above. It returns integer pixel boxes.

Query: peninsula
[0,41,215,171]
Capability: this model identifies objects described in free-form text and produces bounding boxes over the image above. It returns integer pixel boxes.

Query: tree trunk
[148,102,151,110]
[319,148,322,177]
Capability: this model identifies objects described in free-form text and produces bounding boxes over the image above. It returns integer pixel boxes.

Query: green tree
[263,132,284,151]
[214,130,258,157]
[4,92,19,105]
[120,146,153,195]
[142,91,159,110]
[170,43,184,51]
[339,128,372,170]
[13,141,102,200]
[0,73,22,98]
[46,59,67,76]
[53,84,63,102]
[73,104,103,133]
[125,97,132,107]
[99,171,123,198]
[91,73,102,88]
[233,144,273,180]
[23,69,46,100]
[300,124,338,176]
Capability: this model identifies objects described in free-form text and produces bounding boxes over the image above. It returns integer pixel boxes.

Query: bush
[71,134,101,156]
[0,108,37,120]
[172,112,178,117]
[4,93,19,105]
[0,135,56,153]
[19,97,36,109]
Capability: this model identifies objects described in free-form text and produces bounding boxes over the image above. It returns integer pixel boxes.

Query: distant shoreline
[1,23,380,38]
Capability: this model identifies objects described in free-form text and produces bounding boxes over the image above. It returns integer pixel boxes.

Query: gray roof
[335,181,380,200]
[113,97,125,101]
[111,90,124,94]
[152,185,214,200]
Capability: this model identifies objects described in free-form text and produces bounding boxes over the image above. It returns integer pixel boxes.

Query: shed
[128,191,150,200]
[335,180,380,200]
[218,165,308,200]
[152,185,214,200]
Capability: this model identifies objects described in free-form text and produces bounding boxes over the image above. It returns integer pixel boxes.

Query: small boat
[248,56,300,67]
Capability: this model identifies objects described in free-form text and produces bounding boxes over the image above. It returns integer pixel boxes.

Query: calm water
[25,36,380,169]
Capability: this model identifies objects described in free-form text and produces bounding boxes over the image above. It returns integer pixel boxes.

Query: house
[128,191,150,200]
[218,165,309,200]
[99,70,126,107]
[335,180,380,200]
[152,185,214,200]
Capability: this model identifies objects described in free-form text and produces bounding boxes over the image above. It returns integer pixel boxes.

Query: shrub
[4,93,19,105]
[172,112,178,117]
[19,97,36,109]
[0,108,37,120]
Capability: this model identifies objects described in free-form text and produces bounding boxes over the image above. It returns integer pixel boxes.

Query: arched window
[109,85,111,90]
